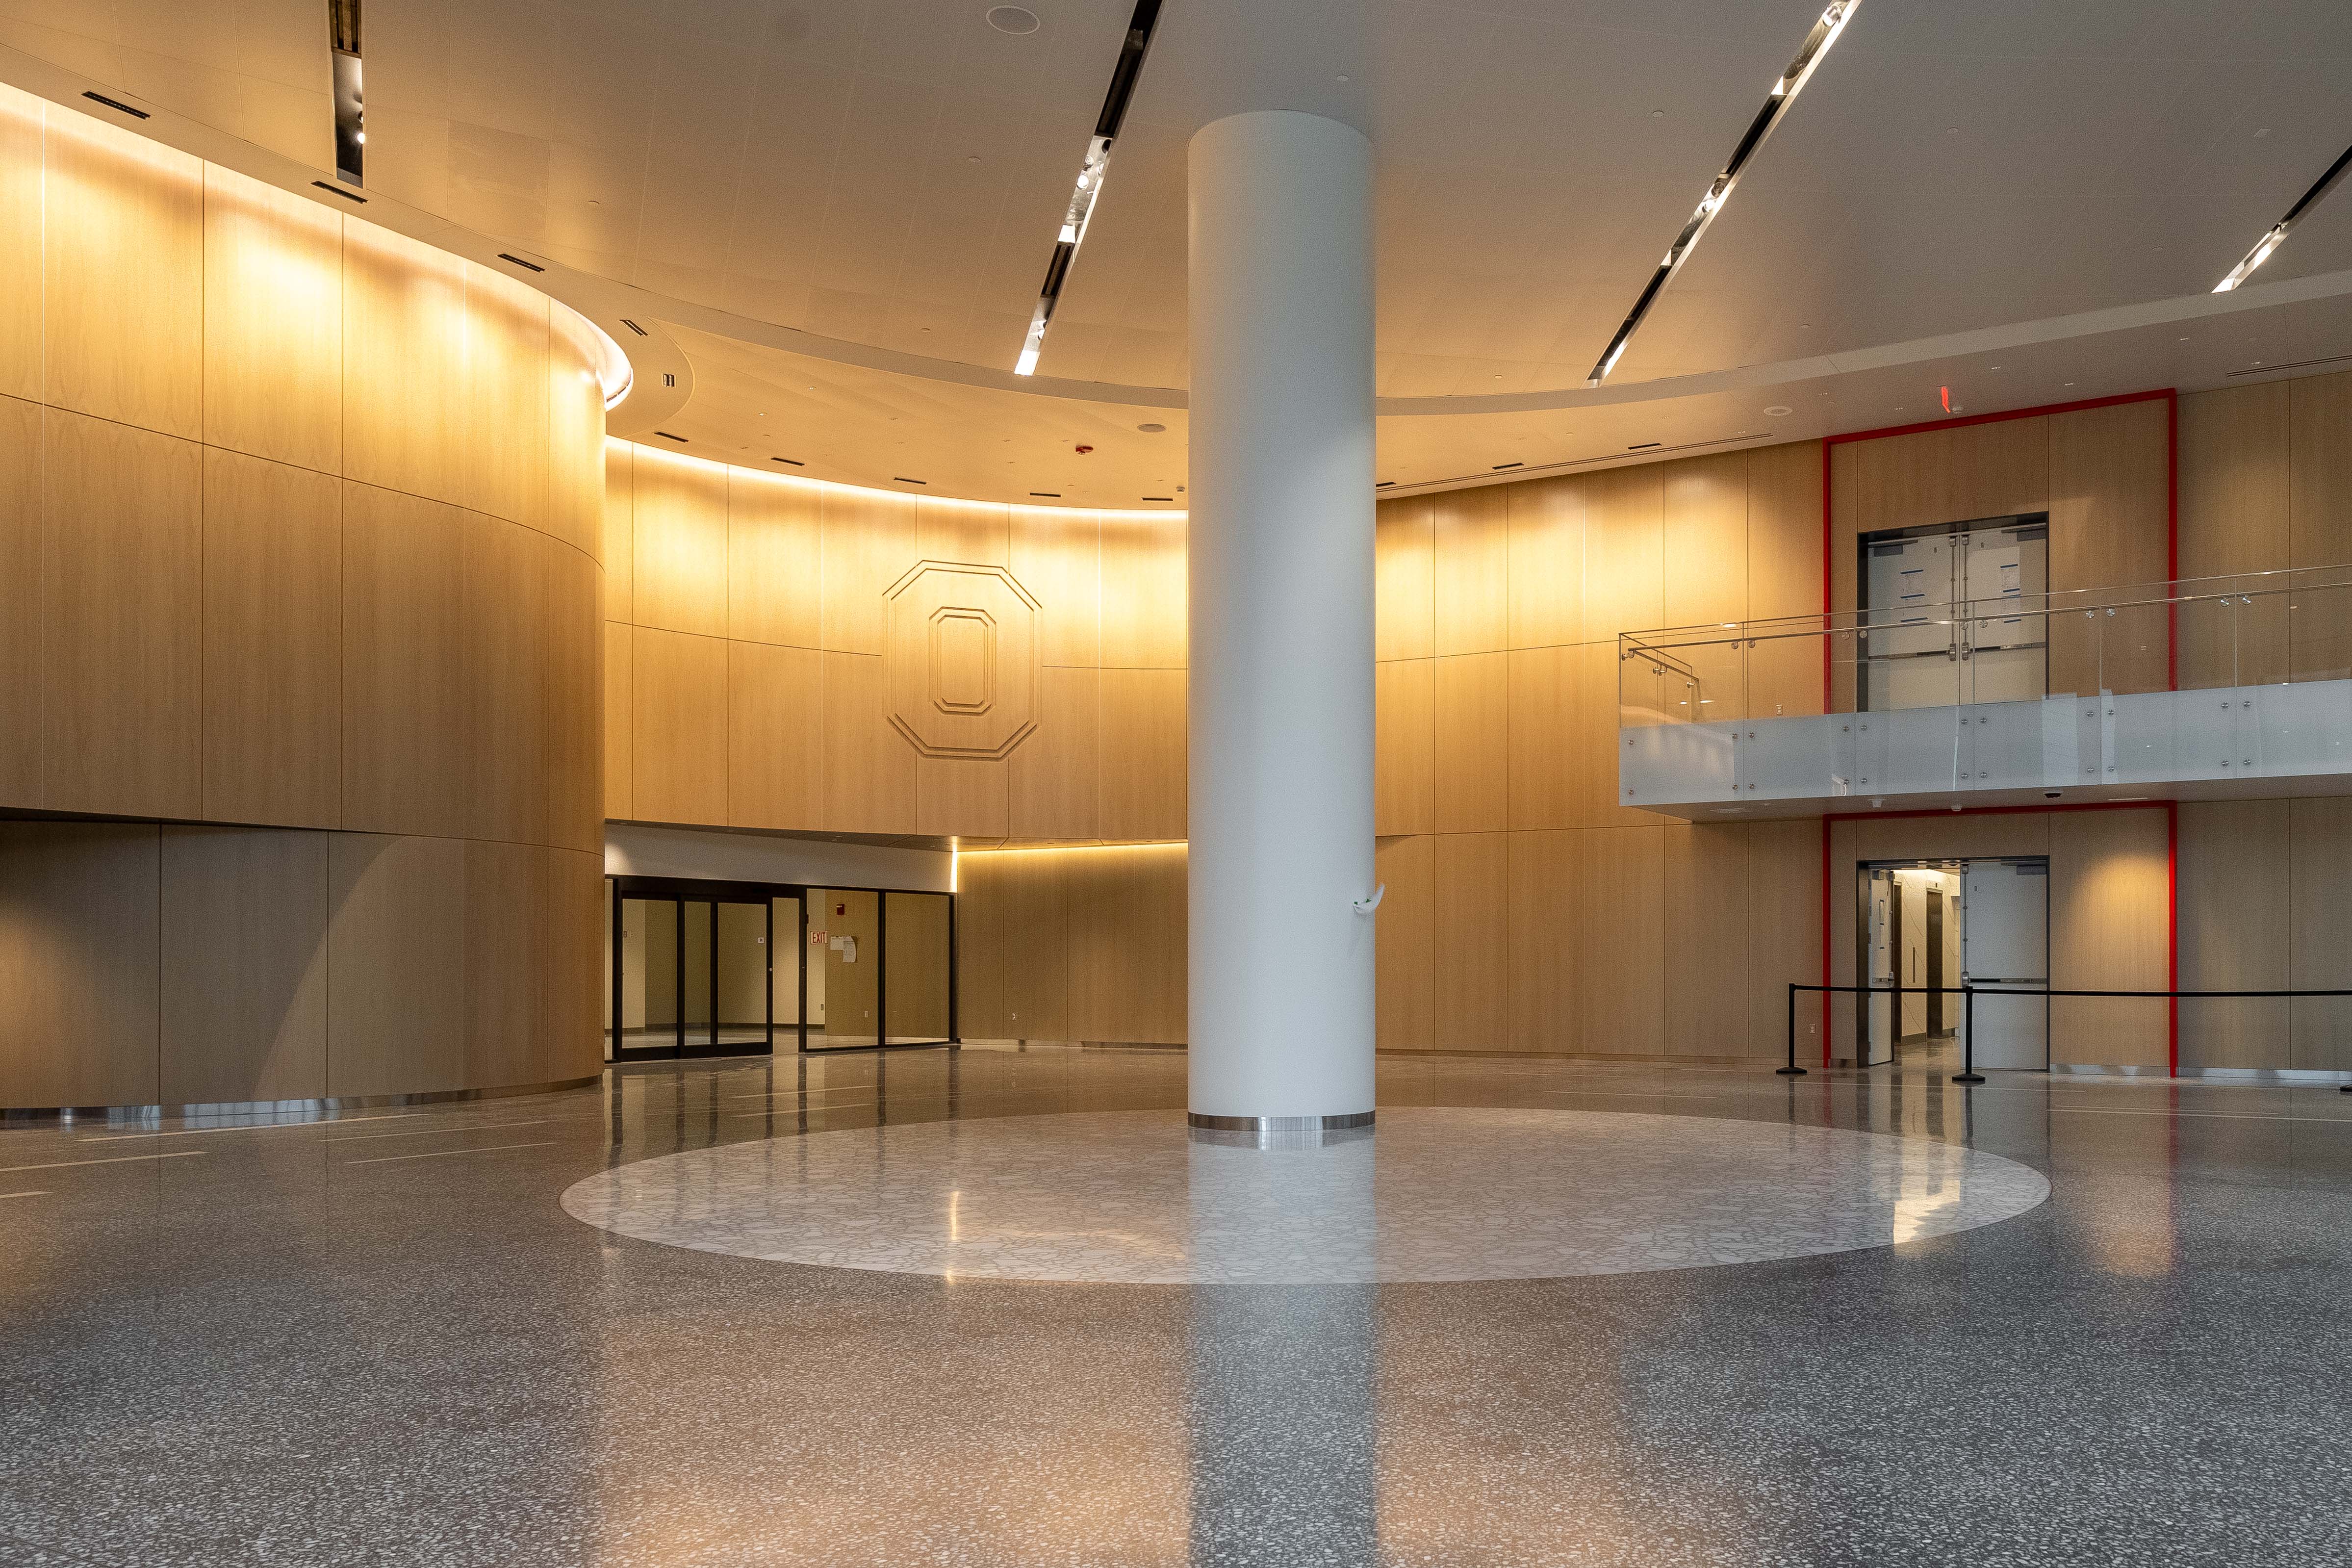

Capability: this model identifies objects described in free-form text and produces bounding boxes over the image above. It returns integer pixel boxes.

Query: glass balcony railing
[1617,565,2352,808]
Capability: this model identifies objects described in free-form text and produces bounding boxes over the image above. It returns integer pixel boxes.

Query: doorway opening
[1857,856,2048,1071]
[1857,512,2048,711]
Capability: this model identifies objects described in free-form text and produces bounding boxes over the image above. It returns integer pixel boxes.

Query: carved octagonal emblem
[884,561,1041,759]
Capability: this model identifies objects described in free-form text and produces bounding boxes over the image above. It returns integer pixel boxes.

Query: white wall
[602,824,953,893]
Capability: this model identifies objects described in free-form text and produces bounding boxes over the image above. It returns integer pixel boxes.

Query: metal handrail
[1781,981,2352,1089]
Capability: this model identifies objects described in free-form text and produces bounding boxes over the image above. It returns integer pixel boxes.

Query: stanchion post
[1953,982,1985,1084]
[1777,982,1807,1076]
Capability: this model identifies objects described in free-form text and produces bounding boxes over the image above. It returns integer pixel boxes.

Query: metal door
[1961,858,2048,1069]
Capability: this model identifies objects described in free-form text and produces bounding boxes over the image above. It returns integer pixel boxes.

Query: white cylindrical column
[1185,110,1377,1133]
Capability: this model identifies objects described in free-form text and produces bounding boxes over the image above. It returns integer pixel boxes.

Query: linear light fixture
[1586,0,1861,386]
[2214,141,2352,292]
[1014,0,1163,375]
[328,0,364,186]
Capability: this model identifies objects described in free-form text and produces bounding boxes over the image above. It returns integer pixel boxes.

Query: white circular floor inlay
[561,1108,2048,1284]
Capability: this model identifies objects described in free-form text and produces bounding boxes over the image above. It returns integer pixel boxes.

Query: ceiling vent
[1379,432,1767,496]
[80,92,148,120]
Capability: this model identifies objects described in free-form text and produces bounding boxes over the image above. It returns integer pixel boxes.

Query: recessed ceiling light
[1136,422,1166,433]
[2214,139,2352,292]
[987,6,1041,34]
[1651,109,1665,118]
[1335,74,1350,82]
[1764,404,1792,416]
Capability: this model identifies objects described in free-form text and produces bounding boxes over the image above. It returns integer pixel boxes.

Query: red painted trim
[2166,390,2180,693]
[1819,819,1832,1069]
[1822,386,2175,448]
[1822,799,2172,825]
[1819,437,1834,715]
[2166,801,2179,1076]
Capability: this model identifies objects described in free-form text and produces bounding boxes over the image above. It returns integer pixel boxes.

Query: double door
[610,880,798,1061]
[1860,516,2048,711]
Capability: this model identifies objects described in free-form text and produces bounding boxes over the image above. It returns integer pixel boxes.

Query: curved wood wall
[0,87,605,1109]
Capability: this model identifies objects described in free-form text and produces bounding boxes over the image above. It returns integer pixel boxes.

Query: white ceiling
[4,0,2352,504]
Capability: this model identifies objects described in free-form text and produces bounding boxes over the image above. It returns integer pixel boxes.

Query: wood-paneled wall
[0,87,606,1107]
[955,846,1188,1045]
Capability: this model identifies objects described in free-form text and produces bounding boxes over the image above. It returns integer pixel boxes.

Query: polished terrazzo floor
[4,1044,2352,1566]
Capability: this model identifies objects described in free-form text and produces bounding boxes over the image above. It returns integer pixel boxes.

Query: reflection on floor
[4,1046,2352,1566]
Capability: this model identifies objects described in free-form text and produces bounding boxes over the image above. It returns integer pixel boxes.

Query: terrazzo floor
[4,1043,2352,1566]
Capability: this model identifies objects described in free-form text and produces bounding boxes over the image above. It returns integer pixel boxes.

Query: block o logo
[883,562,1041,759]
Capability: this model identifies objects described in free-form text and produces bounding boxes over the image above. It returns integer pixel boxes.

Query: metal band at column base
[1188,1111,1375,1133]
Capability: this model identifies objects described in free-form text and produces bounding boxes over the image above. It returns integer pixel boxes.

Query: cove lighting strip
[1015,0,1163,376]
[2214,140,2352,293]
[1586,0,1861,386]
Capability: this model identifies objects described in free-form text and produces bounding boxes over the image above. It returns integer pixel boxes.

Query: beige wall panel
[728,468,823,647]
[822,484,918,655]
[1748,439,1824,620]
[1433,484,1509,656]
[821,650,917,834]
[1376,495,1436,661]
[1433,651,1508,833]
[545,309,608,561]
[44,108,203,439]
[2049,400,2170,696]
[955,849,1069,1041]
[917,757,1012,839]
[341,219,468,506]
[1571,641,1652,828]
[1012,505,1101,668]
[2178,384,2290,689]
[42,409,202,818]
[1375,658,1435,836]
[1580,463,1665,641]
[1011,665,1101,839]
[1506,645,1570,830]
[1662,451,1748,628]
[631,446,728,637]
[464,836,549,1087]
[726,639,822,831]
[2049,807,2169,1068]
[1375,835,1435,1052]
[919,495,1011,566]
[2289,797,2352,1072]
[1098,668,1186,841]
[159,826,328,1104]
[1099,513,1186,668]
[201,448,342,828]
[1505,829,1574,1054]
[2289,371,2352,682]
[1506,476,1582,650]
[1434,831,1509,1051]
[540,538,603,853]
[1577,826,1666,1057]
[543,847,606,1080]
[0,94,36,401]
[0,395,39,804]
[1826,818,1858,1060]
[461,516,549,847]
[1947,415,2049,521]
[1066,845,1187,1044]
[1748,818,1824,1061]
[202,165,341,473]
[460,263,550,527]
[1852,810,2050,865]
[817,888,881,1044]
[885,889,955,1039]
[633,627,729,828]
[0,823,161,1109]
[1664,823,1748,1056]
[602,438,635,619]
[603,621,634,821]
[341,482,469,837]
[2177,799,2288,1071]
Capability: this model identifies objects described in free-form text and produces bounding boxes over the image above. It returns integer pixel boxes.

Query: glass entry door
[611,879,793,1061]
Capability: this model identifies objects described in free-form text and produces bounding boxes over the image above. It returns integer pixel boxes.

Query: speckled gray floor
[3,1043,2351,1566]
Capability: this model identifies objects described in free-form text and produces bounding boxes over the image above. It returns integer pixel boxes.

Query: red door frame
[1815,387,2181,1074]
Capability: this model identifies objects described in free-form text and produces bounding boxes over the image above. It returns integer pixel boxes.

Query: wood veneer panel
[1664,823,1748,1056]
[44,106,203,439]
[884,890,954,1039]
[544,847,607,1080]
[2290,372,2352,682]
[2289,797,2352,1073]
[2049,807,2169,1068]
[540,537,604,853]
[1748,439,1823,619]
[1374,835,1434,1052]
[602,438,635,619]
[341,219,467,506]
[1504,829,1574,1054]
[159,826,328,1104]
[822,484,917,654]
[1433,484,1508,656]
[1580,463,1665,642]
[633,627,728,828]
[630,446,728,637]
[1099,513,1185,668]
[1010,665,1100,839]
[202,164,342,474]
[726,639,822,830]
[728,468,823,647]
[1011,505,1101,668]
[821,650,916,833]
[602,621,634,820]
[1066,845,1187,1044]
[955,849,1070,1041]
[2049,400,2169,696]
[544,307,606,559]
[1577,826,1666,1057]
[0,92,36,402]
[460,262,550,527]
[464,836,548,1087]
[1662,451,1748,629]
[1434,830,1508,1051]
[1376,495,1435,660]
[1747,818,1823,1060]
[461,515,549,846]
[0,823,161,1109]
[2177,385,2289,689]
[919,495,1011,566]
[917,758,1011,838]
[201,448,342,828]
[1097,668,1185,841]
[1375,658,1435,836]
[1506,645,1570,830]
[341,482,468,837]
[1506,476,1581,650]
[326,842,462,1099]
[42,409,202,819]
[1433,651,1508,833]
[1852,810,2049,865]
[2177,799,2288,1071]
[0,396,38,805]
[1571,641,1651,828]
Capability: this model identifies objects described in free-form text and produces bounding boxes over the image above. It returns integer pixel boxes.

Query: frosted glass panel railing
[1618,567,2352,809]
